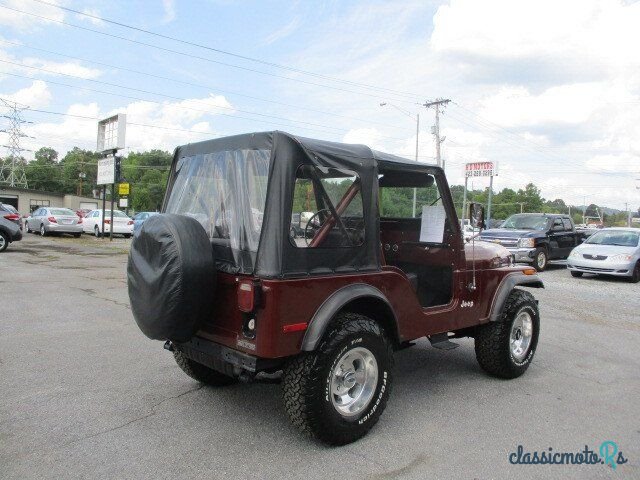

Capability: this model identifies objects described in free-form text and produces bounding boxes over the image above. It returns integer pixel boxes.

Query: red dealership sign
[464,161,499,177]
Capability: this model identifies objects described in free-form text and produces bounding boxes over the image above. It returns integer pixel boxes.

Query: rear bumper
[103,224,134,234]
[46,223,83,233]
[171,337,282,374]
[11,229,22,242]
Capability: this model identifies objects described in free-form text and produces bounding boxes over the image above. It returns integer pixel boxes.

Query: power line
[0,3,420,104]
[0,39,411,132]
[0,60,388,138]
[28,0,421,100]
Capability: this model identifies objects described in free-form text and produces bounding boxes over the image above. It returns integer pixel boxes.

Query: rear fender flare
[301,283,398,351]
[489,273,544,322]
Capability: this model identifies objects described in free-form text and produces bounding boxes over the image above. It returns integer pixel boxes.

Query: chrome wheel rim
[40,225,45,236]
[537,252,546,269]
[0,234,6,249]
[330,347,378,417]
[510,311,533,362]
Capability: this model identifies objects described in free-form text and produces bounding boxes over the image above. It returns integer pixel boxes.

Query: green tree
[25,147,64,192]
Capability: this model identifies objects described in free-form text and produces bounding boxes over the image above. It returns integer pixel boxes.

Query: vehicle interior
[377,169,455,308]
[289,164,455,308]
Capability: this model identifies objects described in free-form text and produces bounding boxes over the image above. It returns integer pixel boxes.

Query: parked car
[83,209,133,238]
[567,228,640,282]
[0,202,22,230]
[127,131,544,445]
[25,207,83,237]
[75,208,93,218]
[479,213,590,271]
[0,216,22,252]
[132,211,158,234]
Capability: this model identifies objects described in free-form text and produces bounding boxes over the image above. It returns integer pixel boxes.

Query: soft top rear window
[165,149,270,273]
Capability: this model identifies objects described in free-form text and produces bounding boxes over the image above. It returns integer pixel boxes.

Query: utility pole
[380,102,420,216]
[0,98,33,188]
[422,98,450,169]
[625,202,630,227]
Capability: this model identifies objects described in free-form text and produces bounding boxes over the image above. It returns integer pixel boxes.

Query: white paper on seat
[419,205,446,243]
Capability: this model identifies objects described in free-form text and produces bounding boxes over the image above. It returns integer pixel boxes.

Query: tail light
[238,280,257,313]
[47,216,57,223]
[77,217,83,224]
[127,220,134,225]
[104,219,111,224]
[4,213,20,221]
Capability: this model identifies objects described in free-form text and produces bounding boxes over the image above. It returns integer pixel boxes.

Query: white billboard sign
[465,161,499,178]
[97,113,126,153]
[97,156,115,185]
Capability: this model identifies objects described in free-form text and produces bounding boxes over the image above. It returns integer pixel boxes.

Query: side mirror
[469,202,485,230]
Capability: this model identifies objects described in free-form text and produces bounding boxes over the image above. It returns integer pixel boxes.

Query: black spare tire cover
[127,214,215,342]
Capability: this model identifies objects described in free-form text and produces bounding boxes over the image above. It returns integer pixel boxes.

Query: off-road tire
[0,231,8,252]
[282,313,394,445]
[173,350,237,386]
[475,289,539,379]
[533,247,548,272]
[570,271,583,278]
[629,262,640,284]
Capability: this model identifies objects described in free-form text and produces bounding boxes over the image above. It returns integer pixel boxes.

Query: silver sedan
[26,207,83,237]
[567,227,640,283]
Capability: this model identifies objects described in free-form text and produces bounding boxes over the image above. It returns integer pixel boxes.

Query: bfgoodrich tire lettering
[475,289,540,379]
[282,313,393,445]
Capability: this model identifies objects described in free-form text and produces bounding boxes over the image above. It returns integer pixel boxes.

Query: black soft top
[164,131,441,278]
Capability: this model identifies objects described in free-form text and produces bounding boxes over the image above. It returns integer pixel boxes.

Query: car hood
[573,244,638,256]
[479,228,538,239]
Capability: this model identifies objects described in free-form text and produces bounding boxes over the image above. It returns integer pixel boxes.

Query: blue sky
[0,0,638,209]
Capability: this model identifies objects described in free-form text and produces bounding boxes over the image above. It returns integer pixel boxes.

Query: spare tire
[127,214,215,342]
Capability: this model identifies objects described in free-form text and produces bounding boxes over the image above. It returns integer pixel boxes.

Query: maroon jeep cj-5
[127,131,543,445]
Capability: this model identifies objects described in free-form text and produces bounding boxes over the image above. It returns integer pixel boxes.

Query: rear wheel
[475,289,540,379]
[94,225,100,237]
[570,271,583,278]
[533,248,547,272]
[282,313,393,445]
[0,231,8,252]
[40,224,46,237]
[173,350,237,386]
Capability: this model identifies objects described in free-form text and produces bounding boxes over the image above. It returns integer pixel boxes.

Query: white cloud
[0,80,51,108]
[20,93,234,158]
[161,0,176,23]
[77,8,105,27]
[264,17,301,45]
[0,0,65,31]
[22,57,102,80]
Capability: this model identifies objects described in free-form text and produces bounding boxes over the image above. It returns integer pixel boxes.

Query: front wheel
[282,313,393,445]
[40,224,46,237]
[533,248,548,272]
[475,289,540,379]
[629,262,640,283]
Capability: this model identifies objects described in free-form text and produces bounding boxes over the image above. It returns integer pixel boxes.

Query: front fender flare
[489,273,544,322]
[301,283,398,351]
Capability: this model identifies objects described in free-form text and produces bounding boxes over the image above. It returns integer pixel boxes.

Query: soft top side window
[290,165,365,248]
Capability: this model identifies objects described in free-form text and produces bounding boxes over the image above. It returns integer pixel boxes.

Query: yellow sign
[118,183,130,195]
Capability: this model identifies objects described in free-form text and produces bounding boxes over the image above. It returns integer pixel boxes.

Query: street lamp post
[380,102,420,217]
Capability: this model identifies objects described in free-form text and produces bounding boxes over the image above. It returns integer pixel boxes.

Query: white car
[82,209,134,238]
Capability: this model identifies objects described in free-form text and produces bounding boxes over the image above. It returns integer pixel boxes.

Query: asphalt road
[1,234,639,479]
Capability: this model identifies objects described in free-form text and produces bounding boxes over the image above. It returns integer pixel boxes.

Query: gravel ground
[1,234,639,479]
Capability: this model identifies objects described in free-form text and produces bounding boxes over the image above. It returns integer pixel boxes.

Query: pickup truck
[479,213,589,271]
